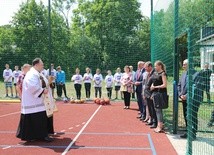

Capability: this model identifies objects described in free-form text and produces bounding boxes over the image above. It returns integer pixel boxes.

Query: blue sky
[0,0,159,26]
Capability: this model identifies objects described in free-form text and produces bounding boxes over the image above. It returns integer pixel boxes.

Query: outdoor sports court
[0,101,177,155]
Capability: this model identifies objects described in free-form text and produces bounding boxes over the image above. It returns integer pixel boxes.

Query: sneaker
[5,94,9,97]
[180,133,187,138]
[207,122,213,127]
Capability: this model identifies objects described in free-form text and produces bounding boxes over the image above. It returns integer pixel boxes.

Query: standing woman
[83,67,93,100]
[150,60,167,133]
[71,68,83,100]
[120,65,133,109]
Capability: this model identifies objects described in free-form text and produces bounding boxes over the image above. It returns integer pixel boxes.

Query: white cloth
[93,74,103,87]
[83,73,93,83]
[13,70,22,83]
[40,73,57,117]
[105,75,114,88]
[46,69,57,82]
[21,67,45,114]
[3,69,13,82]
[114,73,122,86]
[71,74,83,84]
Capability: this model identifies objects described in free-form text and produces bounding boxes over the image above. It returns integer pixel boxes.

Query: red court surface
[0,101,177,155]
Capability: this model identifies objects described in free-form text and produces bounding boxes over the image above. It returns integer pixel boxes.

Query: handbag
[153,92,169,109]
[120,85,127,92]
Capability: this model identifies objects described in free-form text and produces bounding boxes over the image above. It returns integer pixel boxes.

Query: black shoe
[180,133,187,138]
[207,121,213,127]
[137,115,142,119]
[44,136,54,142]
[146,121,153,125]
[150,124,157,128]
[140,116,146,121]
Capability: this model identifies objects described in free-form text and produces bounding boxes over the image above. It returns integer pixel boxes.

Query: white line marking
[2,146,11,150]
[61,130,66,132]
[62,105,102,155]
[68,127,73,130]
[0,111,20,118]
[75,125,80,127]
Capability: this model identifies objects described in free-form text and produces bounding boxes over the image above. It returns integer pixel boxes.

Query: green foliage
[12,0,48,64]
[70,0,150,74]
[0,0,150,79]
[0,25,17,75]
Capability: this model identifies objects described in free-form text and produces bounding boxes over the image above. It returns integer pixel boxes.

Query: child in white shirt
[3,64,13,97]
[114,67,123,99]
[83,67,93,100]
[71,68,83,100]
[13,66,22,98]
[105,70,114,99]
[93,68,103,98]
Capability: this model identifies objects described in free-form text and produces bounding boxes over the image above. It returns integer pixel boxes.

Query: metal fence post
[173,0,179,134]
[187,28,193,155]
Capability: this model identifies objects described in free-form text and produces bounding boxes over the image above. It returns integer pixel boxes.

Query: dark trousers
[182,101,187,127]
[136,90,144,114]
[56,84,67,98]
[192,101,200,137]
[132,85,135,98]
[74,84,82,99]
[47,116,54,134]
[95,87,102,98]
[84,83,91,98]
[123,91,131,106]
[192,88,203,137]
[204,84,210,103]
[147,97,157,124]
[106,87,112,99]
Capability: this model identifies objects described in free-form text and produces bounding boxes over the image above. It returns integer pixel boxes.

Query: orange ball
[95,98,100,104]
[80,99,85,103]
[104,98,110,105]
[93,98,98,104]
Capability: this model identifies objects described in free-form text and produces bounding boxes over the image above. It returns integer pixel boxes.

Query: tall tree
[11,0,70,72]
[52,0,76,28]
[71,0,147,71]
[12,0,48,64]
[0,25,17,77]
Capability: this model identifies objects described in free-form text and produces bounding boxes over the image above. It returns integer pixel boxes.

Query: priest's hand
[43,88,48,94]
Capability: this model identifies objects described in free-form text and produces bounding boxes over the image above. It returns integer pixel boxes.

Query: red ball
[100,99,105,105]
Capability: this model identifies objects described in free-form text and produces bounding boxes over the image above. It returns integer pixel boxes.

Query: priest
[16,58,54,142]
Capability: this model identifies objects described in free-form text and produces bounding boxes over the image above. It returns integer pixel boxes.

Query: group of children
[70,67,123,100]
[3,64,22,98]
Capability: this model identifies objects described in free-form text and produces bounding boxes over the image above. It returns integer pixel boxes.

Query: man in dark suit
[207,110,214,127]
[144,61,157,128]
[135,61,145,120]
[178,59,188,138]
[200,63,212,104]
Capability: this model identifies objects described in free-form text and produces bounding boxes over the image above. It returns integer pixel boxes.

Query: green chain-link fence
[152,0,214,154]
